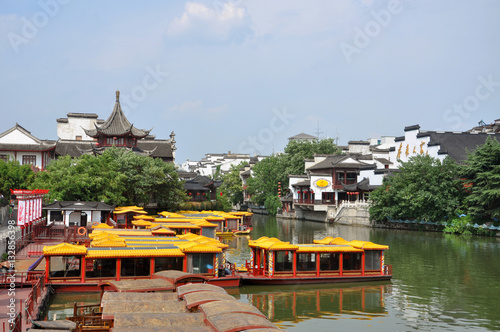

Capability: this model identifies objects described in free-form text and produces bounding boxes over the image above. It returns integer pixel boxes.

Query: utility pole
[315,120,324,139]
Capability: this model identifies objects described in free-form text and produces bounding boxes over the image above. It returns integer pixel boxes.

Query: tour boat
[41,229,241,292]
[238,236,392,285]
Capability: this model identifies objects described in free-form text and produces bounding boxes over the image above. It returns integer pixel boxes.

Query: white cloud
[166,2,251,43]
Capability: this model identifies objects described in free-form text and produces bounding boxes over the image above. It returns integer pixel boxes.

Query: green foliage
[219,162,246,206]
[369,155,465,223]
[247,138,340,214]
[461,136,500,220]
[264,195,281,216]
[247,153,288,206]
[31,147,188,210]
[283,138,341,179]
[0,159,35,198]
[443,214,473,235]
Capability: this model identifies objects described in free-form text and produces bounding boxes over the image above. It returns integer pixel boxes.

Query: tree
[31,147,188,210]
[369,155,464,222]
[461,136,500,220]
[246,154,288,215]
[0,159,35,204]
[246,138,341,215]
[219,162,245,206]
[284,138,341,178]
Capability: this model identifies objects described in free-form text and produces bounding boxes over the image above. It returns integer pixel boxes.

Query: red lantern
[196,193,200,195]
[188,192,192,196]
[220,192,223,196]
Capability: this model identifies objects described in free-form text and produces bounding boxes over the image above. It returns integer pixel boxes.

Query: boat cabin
[243,236,391,284]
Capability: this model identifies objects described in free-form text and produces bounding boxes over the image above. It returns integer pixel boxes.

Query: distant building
[0,123,56,170]
[181,152,264,177]
[468,118,500,133]
[183,175,222,202]
[288,133,317,142]
[388,124,500,167]
[55,91,176,162]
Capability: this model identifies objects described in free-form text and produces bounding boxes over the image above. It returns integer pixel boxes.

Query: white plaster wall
[0,129,38,144]
[57,116,98,140]
[310,174,333,197]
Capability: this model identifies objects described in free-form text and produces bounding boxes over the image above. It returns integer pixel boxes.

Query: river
[46,214,500,331]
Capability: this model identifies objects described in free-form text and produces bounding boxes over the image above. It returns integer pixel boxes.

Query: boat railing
[383,265,393,276]
[23,271,47,324]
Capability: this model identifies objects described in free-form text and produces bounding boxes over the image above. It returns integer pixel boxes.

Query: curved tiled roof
[84,91,150,138]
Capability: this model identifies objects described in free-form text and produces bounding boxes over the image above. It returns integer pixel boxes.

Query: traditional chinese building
[0,123,56,170]
[55,91,176,162]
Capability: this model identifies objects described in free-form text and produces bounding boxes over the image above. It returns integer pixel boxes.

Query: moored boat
[238,236,392,285]
[41,229,241,292]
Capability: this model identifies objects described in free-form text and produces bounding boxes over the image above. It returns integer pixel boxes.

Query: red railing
[293,199,316,205]
[8,311,22,332]
[24,271,46,323]
[0,271,43,289]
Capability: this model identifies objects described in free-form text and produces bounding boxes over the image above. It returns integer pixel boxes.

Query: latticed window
[0,155,9,162]
[22,155,36,165]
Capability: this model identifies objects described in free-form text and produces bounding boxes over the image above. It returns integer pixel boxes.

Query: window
[75,135,82,141]
[188,253,214,274]
[346,173,357,182]
[337,172,345,183]
[275,251,293,272]
[85,259,117,278]
[319,253,339,271]
[0,155,9,162]
[121,258,150,277]
[49,256,81,278]
[22,155,36,165]
[116,215,126,225]
[297,253,316,271]
[154,257,183,273]
[343,253,362,271]
[365,251,381,270]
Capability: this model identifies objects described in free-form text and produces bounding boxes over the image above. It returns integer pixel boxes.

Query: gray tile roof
[288,132,317,140]
[43,201,115,210]
[84,91,150,138]
[418,131,500,162]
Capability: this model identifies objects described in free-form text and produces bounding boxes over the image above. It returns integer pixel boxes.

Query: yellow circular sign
[315,179,329,188]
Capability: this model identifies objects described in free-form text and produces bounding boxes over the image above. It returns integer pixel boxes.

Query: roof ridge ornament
[116,90,120,102]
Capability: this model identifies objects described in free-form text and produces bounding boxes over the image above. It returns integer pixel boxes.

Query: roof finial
[116,90,120,102]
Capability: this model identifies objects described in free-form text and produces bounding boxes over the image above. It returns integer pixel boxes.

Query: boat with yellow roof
[238,236,392,285]
[42,227,241,292]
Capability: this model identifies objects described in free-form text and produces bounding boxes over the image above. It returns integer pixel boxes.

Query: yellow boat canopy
[43,243,87,256]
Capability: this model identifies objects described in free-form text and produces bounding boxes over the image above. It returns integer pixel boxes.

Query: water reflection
[237,283,390,324]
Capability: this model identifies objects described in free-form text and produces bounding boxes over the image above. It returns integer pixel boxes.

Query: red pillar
[116,259,121,281]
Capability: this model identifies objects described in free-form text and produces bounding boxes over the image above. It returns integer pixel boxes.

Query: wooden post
[116,259,121,281]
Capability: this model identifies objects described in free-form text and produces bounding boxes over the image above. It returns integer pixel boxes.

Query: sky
[1,0,500,164]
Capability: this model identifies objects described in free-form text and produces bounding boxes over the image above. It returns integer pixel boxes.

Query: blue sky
[1,0,500,163]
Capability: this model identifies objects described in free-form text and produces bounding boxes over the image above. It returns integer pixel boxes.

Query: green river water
[46,214,500,331]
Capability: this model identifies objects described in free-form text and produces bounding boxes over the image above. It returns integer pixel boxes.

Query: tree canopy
[369,154,465,222]
[0,159,35,205]
[218,162,246,206]
[461,136,500,220]
[247,138,340,215]
[31,148,188,210]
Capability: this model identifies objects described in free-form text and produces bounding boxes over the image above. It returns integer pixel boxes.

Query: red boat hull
[239,274,392,285]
